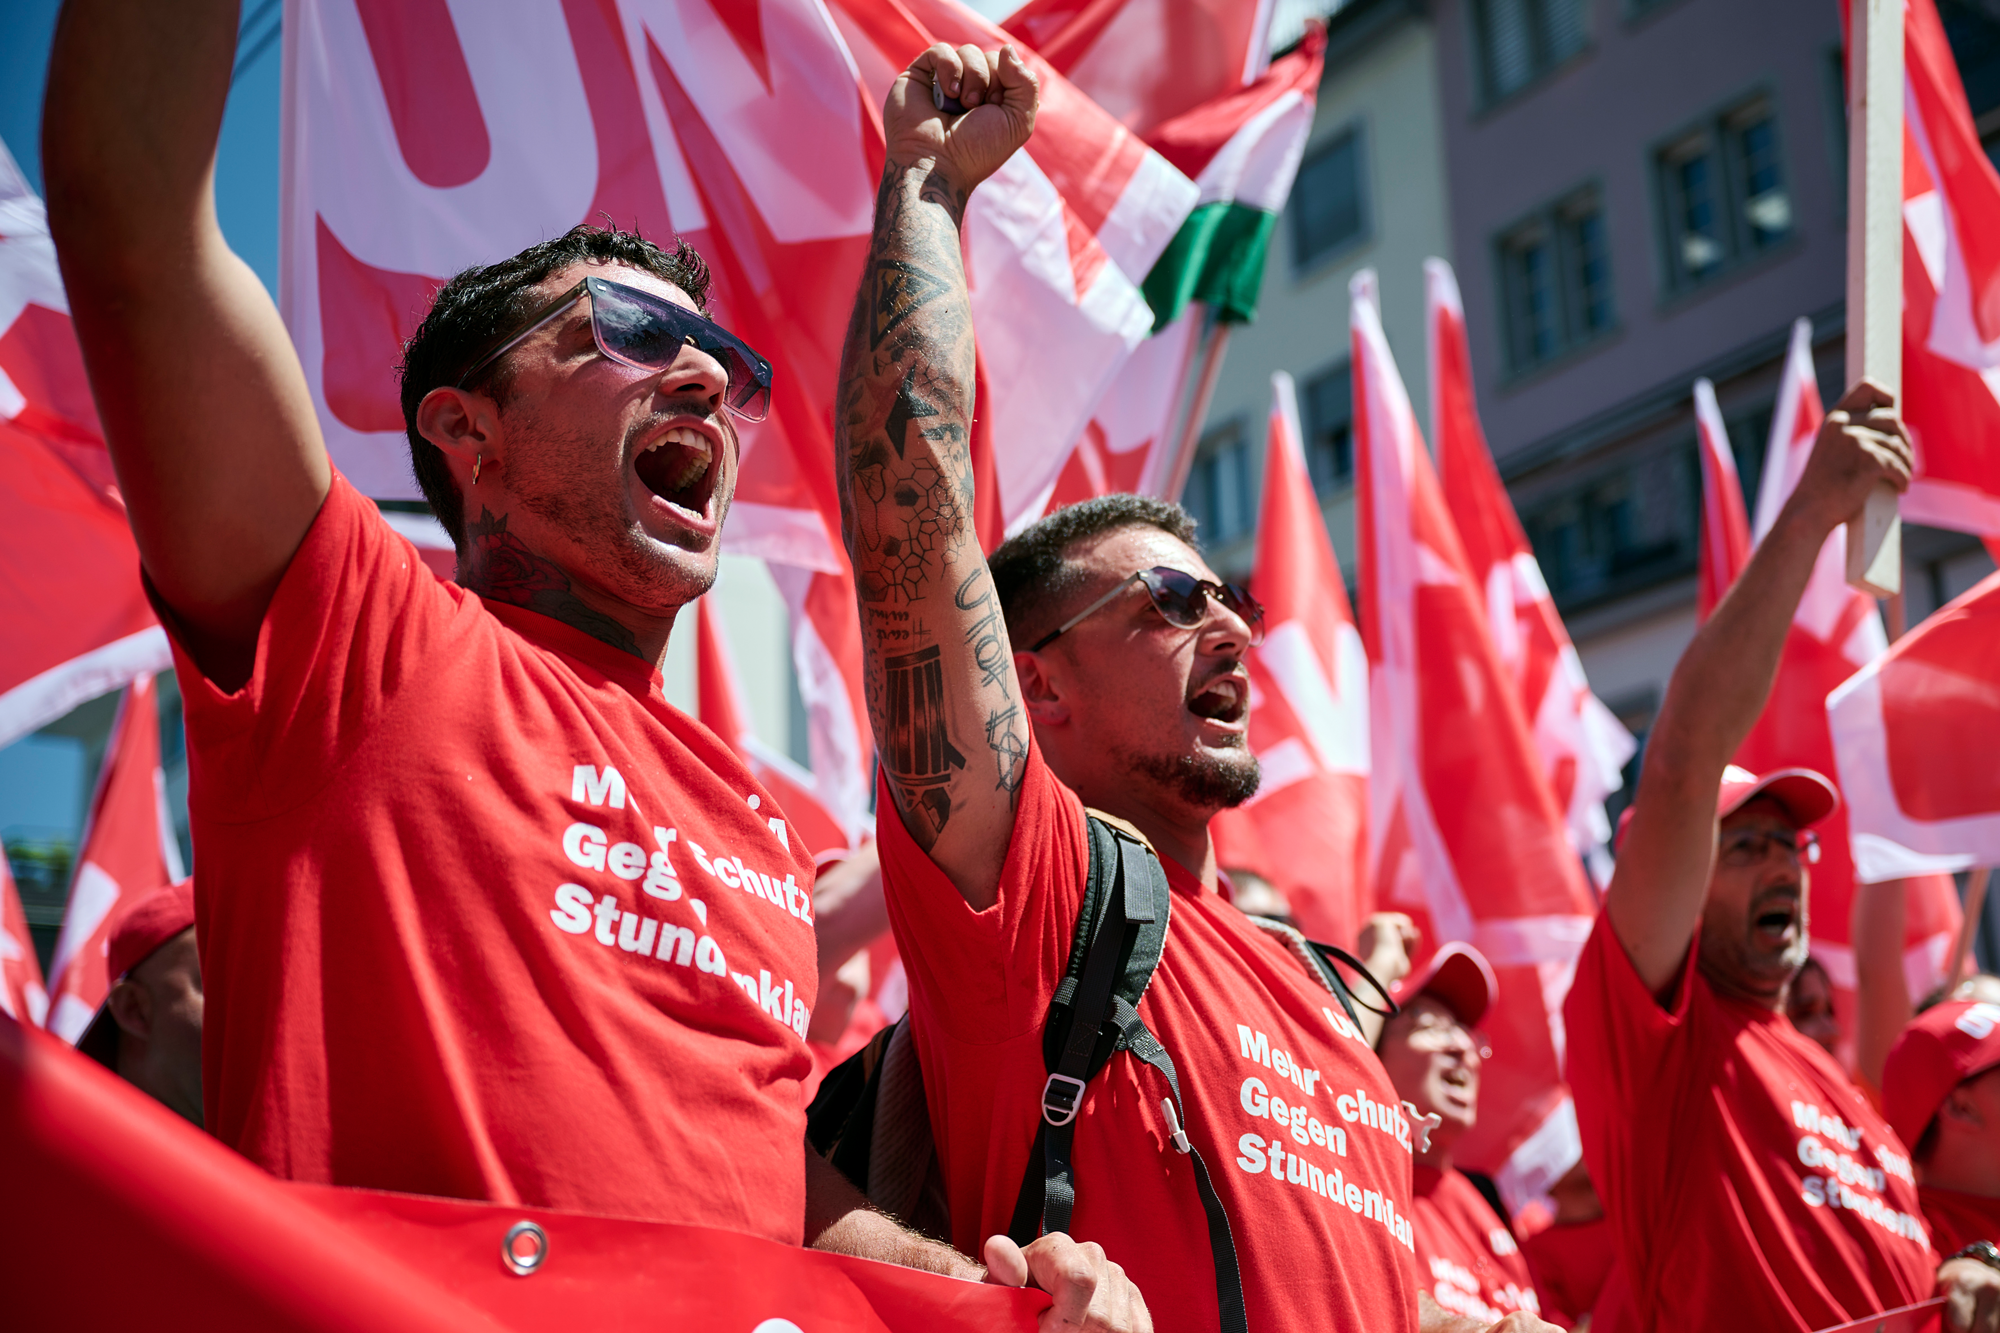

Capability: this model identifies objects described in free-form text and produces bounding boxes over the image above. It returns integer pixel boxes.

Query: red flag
[1691,377,1753,623]
[1353,269,1597,1211]
[0,138,170,746]
[1734,321,1960,1052]
[694,595,858,864]
[1896,0,2000,544]
[1428,259,1634,886]
[1209,372,1369,947]
[1,854,47,1027]
[1830,568,2000,878]
[43,673,182,1042]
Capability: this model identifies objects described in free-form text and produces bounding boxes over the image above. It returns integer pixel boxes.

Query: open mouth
[1187,673,1249,725]
[1752,895,1800,949]
[635,425,718,519]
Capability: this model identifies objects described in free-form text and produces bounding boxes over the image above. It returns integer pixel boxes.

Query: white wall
[660,553,797,756]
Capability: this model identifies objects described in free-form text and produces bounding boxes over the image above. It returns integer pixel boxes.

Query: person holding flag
[38,1,1143,1320]
[833,27,1553,1333]
[1564,376,2000,1330]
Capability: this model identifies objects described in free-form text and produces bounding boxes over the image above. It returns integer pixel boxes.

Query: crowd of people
[28,2,2000,1329]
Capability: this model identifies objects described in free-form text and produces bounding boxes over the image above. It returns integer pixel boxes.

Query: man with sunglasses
[1562,379,2000,1330]
[41,6,1144,1316]
[833,35,1553,1333]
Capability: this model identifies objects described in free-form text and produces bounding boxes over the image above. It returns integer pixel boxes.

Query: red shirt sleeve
[150,473,473,825]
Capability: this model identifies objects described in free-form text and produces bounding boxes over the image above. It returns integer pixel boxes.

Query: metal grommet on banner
[501,1219,549,1276]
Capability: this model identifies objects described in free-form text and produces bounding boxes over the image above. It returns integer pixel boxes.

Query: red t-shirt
[1519,1214,1615,1329]
[1565,912,1934,1330]
[1409,1165,1540,1323]
[1921,1185,2000,1256]
[162,475,819,1237]
[877,744,1419,1333]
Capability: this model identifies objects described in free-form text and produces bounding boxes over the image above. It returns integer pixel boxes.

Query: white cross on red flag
[1209,372,1369,948]
[1427,259,1634,887]
[44,673,184,1043]
[1352,269,1597,1210]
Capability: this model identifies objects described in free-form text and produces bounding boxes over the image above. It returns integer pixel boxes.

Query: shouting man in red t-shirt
[1378,944,1542,1325]
[831,37,1553,1333]
[41,4,1141,1317]
[1561,379,2000,1331]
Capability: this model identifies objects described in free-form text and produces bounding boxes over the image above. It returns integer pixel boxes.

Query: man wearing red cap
[1563,381,2000,1330]
[1379,941,1542,1325]
[77,881,202,1126]
[1885,1000,2000,1258]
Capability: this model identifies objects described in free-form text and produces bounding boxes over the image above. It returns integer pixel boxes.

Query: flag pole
[1845,0,1904,597]
[1947,866,1992,989]
[1161,307,1234,502]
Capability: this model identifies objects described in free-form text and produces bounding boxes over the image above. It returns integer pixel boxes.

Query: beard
[1118,737,1262,812]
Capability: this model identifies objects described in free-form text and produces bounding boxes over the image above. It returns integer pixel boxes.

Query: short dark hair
[397,224,712,552]
[988,493,1199,644]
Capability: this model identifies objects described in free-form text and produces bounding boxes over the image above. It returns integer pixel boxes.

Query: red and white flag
[1896,0,2000,548]
[283,0,1195,839]
[1691,377,1753,623]
[1427,259,1634,885]
[1,853,47,1027]
[1353,270,1598,1211]
[44,673,184,1042]
[695,594,859,865]
[1829,568,2000,878]
[0,136,170,748]
[1209,372,1368,947]
[1731,320,1960,1038]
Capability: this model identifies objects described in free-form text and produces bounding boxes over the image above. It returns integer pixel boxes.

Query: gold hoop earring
[473,453,482,484]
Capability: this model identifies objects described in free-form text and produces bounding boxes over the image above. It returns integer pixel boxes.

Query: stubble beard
[1119,736,1263,813]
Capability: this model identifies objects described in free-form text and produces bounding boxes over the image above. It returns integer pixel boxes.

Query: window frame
[1491,180,1619,378]
[1183,416,1258,549]
[1467,0,1594,112]
[1300,358,1357,496]
[1649,87,1797,298]
[1289,120,1373,276]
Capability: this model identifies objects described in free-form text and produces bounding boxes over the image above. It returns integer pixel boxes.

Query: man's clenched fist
[884,43,1039,196]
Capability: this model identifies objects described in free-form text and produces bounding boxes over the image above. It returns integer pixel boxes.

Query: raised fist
[883,43,1039,198]
[1791,378,1914,533]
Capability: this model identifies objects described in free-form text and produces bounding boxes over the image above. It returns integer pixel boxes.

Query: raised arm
[1607,382,1912,993]
[43,0,331,690]
[835,45,1037,909]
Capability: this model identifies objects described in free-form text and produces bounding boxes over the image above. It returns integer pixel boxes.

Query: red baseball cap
[1392,941,1499,1028]
[1616,764,1841,849]
[76,879,195,1069]
[1881,999,2000,1150]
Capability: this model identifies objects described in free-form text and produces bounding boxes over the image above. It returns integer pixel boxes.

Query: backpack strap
[1008,816,1249,1333]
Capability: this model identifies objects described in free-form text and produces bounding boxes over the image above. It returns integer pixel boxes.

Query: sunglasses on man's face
[1031,566,1267,652]
[455,275,773,422]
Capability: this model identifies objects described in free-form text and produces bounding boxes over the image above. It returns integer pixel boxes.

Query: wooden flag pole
[1161,308,1234,503]
[1846,0,1905,597]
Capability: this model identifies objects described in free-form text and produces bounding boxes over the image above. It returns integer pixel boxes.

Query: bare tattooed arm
[835,44,1038,910]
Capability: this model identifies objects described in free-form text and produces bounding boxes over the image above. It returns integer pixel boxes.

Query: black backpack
[805,813,1383,1333]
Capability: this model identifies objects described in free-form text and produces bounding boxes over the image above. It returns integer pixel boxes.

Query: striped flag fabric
[43,673,184,1042]
[1209,371,1369,948]
[1428,259,1634,886]
[1,853,47,1027]
[1352,268,1598,1213]
[0,135,170,748]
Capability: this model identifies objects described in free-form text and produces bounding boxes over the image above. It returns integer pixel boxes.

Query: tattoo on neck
[462,507,643,659]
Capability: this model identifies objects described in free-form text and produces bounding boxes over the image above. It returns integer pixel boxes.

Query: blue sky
[0,2,282,849]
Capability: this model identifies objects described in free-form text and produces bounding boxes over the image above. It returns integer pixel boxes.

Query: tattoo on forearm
[882,644,966,849]
[462,508,641,658]
[954,567,1010,690]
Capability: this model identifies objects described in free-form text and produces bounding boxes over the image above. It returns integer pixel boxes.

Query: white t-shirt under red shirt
[1409,1164,1540,1324]
[877,743,1419,1333]
[161,475,819,1238]
[1565,912,1934,1330]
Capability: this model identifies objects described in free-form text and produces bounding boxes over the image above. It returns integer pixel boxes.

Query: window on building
[1496,186,1615,373]
[1183,421,1257,547]
[1520,447,1697,611]
[1656,97,1793,292]
[1291,127,1367,269]
[1302,362,1354,493]
[1472,0,1589,104]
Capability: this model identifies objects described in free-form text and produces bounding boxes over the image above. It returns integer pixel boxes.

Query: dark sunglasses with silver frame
[1031,566,1266,652]
[455,274,773,422]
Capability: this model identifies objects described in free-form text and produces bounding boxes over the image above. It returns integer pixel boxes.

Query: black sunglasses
[455,275,773,422]
[1031,566,1266,652]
